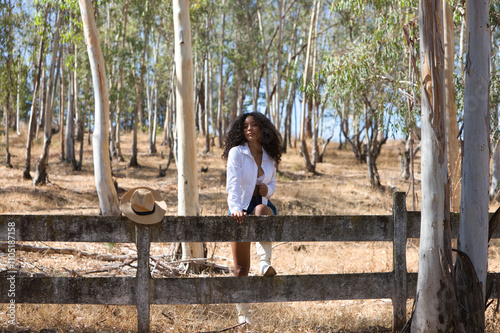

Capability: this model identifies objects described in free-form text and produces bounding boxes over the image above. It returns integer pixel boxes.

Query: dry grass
[1,126,500,332]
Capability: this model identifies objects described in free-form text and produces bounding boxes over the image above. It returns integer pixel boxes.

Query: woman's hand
[231,210,247,224]
[258,183,268,197]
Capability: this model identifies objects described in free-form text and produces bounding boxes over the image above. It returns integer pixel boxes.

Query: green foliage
[8,0,497,147]
[491,2,500,29]
[325,0,419,136]
[492,65,500,125]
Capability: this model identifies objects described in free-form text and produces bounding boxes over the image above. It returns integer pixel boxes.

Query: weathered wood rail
[1,192,500,332]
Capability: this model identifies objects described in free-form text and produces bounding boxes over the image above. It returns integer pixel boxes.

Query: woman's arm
[226,148,244,213]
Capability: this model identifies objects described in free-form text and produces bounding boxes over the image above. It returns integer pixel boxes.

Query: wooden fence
[1,192,500,332]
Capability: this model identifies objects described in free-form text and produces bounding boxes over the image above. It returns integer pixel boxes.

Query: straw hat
[120,187,167,224]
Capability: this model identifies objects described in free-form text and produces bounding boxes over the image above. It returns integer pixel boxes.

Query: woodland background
[1,0,500,332]
[0,0,497,187]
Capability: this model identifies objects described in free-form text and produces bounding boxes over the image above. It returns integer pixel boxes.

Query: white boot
[256,242,277,276]
[235,303,251,324]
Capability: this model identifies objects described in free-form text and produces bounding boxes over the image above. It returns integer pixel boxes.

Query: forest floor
[2,125,500,332]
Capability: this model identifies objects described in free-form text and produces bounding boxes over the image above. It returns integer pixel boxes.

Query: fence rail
[1,192,500,332]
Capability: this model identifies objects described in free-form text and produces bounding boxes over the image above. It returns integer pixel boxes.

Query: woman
[222,112,283,325]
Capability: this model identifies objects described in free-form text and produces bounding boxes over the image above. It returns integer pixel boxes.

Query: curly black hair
[222,112,283,166]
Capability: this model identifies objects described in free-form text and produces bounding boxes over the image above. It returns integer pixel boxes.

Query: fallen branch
[1,243,229,274]
[169,258,230,273]
[0,242,136,262]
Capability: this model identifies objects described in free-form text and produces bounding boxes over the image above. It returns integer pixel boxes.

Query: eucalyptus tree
[216,0,226,148]
[173,0,204,272]
[326,1,414,188]
[23,6,48,180]
[281,17,299,153]
[409,1,462,330]
[64,15,77,169]
[254,0,304,135]
[226,0,261,114]
[142,0,161,156]
[457,0,491,329]
[204,14,212,153]
[298,0,318,173]
[186,0,212,152]
[147,32,160,155]
[71,20,93,172]
[59,42,65,161]
[129,0,151,168]
[34,7,63,185]
[112,0,130,162]
[155,0,175,150]
[79,0,120,215]
[0,0,15,168]
[11,3,31,137]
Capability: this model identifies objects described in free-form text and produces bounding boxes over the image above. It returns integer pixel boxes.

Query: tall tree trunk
[23,34,45,180]
[77,73,90,170]
[113,0,130,162]
[59,45,66,161]
[130,27,149,167]
[4,106,12,168]
[217,0,226,148]
[364,104,384,188]
[444,0,461,212]
[274,0,283,129]
[153,79,158,149]
[146,31,158,154]
[163,64,175,146]
[4,50,12,168]
[257,7,270,116]
[65,47,76,167]
[283,20,298,153]
[106,2,116,160]
[230,80,239,123]
[74,44,83,142]
[282,78,295,153]
[411,0,457,330]
[173,0,203,273]
[299,0,318,173]
[129,79,140,168]
[16,55,22,136]
[34,11,62,185]
[79,0,120,216]
[36,64,46,140]
[151,35,160,154]
[457,0,491,329]
[238,83,245,116]
[146,30,154,155]
[310,8,322,168]
[203,32,211,154]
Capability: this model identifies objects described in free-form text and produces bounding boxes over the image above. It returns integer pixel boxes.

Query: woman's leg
[253,203,273,216]
[231,242,251,324]
[254,204,277,276]
[231,242,251,276]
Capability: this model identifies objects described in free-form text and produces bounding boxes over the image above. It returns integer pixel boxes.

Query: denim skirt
[228,195,277,216]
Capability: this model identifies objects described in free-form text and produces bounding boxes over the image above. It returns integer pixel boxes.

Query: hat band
[132,205,156,216]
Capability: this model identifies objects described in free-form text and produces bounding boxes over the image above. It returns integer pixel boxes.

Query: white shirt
[226,142,277,213]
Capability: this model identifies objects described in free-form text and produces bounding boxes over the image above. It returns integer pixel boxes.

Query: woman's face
[243,116,261,144]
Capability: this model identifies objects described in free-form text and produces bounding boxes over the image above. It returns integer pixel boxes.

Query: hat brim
[120,187,167,225]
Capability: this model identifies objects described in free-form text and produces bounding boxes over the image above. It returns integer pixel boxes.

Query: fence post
[392,191,408,331]
[136,224,151,333]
